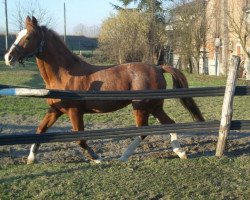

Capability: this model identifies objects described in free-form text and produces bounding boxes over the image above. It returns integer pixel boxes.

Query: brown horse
[4,16,205,164]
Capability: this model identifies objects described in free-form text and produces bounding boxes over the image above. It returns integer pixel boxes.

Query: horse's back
[49,62,167,114]
[88,62,166,91]
[119,62,166,90]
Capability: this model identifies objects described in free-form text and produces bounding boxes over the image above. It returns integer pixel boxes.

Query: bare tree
[169,0,208,74]
[227,1,250,79]
[11,0,53,31]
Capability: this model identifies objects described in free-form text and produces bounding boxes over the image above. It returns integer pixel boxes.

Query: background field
[0,60,249,199]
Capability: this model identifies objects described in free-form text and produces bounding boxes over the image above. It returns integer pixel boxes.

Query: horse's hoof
[27,154,37,164]
[180,153,188,159]
[27,158,36,164]
[173,149,188,160]
[91,156,103,164]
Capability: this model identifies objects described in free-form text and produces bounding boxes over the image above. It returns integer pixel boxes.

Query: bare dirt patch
[0,116,249,165]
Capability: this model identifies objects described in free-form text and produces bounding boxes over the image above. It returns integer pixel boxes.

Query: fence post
[216,56,241,157]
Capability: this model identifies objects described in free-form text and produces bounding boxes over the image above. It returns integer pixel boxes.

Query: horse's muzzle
[4,49,20,67]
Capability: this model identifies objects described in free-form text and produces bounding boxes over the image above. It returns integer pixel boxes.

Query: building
[171,0,250,79]
[205,0,250,78]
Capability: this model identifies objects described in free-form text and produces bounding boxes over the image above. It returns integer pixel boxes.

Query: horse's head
[5,16,44,66]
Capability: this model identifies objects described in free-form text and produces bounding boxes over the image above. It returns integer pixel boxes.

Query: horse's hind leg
[151,108,187,159]
[27,107,63,164]
[68,109,102,163]
[119,109,149,162]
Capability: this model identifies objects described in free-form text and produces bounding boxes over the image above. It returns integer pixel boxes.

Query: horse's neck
[36,31,91,89]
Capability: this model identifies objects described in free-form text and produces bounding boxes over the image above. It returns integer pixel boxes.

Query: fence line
[0,56,249,157]
[0,85,249,100]
[0,120,250,146]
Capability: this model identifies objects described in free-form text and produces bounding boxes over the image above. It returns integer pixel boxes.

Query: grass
[0,157,249,199]
[0,60,250,199]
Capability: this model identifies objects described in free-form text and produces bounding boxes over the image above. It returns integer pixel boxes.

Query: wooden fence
[0,56,249,157]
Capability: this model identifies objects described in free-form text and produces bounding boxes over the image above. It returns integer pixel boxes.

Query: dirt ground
[0,116,249,165]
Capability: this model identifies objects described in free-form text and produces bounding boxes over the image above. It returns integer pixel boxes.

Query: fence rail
[0,85,250,100]
[0,120,250,146]
[0,56,248,157]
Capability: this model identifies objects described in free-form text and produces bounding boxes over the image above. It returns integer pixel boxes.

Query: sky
[0,0,133,34]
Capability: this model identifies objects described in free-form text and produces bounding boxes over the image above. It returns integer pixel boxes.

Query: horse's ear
[25,16,32,26]
[31,16,38,27]
[25,16,33,31]
[25,16,38,30]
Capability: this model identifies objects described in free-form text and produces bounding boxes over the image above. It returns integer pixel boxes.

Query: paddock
[0,56,249,164]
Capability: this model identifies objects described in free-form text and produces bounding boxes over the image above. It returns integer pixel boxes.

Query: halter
[14,30,45,65]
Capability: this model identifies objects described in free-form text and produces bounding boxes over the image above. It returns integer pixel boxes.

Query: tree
[111,0,168,64]
[227,0,250,79]
[99,10,157,63]
[110,0,134,10]
[11,0,53,31]
[167,0,208,73]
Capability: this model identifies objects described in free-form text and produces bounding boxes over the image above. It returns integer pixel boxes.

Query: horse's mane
[41,26,84,65]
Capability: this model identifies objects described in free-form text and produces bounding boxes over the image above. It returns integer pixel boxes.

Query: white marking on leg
[92,155,103,164]
[27,143,39,164]
[119,136,142,162]
[170,133,187,159]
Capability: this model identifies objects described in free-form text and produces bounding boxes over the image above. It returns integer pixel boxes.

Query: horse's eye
[26,37,30,41]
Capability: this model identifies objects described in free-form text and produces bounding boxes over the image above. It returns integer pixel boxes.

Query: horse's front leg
[27,107,63,164]
[68,108,102,163]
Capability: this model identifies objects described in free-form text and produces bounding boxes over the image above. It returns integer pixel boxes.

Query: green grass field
[0,60,250,199]
[0,157,249,199]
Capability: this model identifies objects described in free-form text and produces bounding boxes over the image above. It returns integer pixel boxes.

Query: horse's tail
[161,65,205,122]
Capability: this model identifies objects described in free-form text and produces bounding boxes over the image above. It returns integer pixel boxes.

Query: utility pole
[64,2,66,44]
[148,0,155,64]
[202,0,208,75]
[4,0,9,50]
[220,0,229,75]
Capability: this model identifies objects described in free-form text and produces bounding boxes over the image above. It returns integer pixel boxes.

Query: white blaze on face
[4,29,28,66]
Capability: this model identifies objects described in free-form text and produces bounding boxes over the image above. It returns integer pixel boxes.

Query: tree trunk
[118,48,122,64]
[188,56,193,73]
